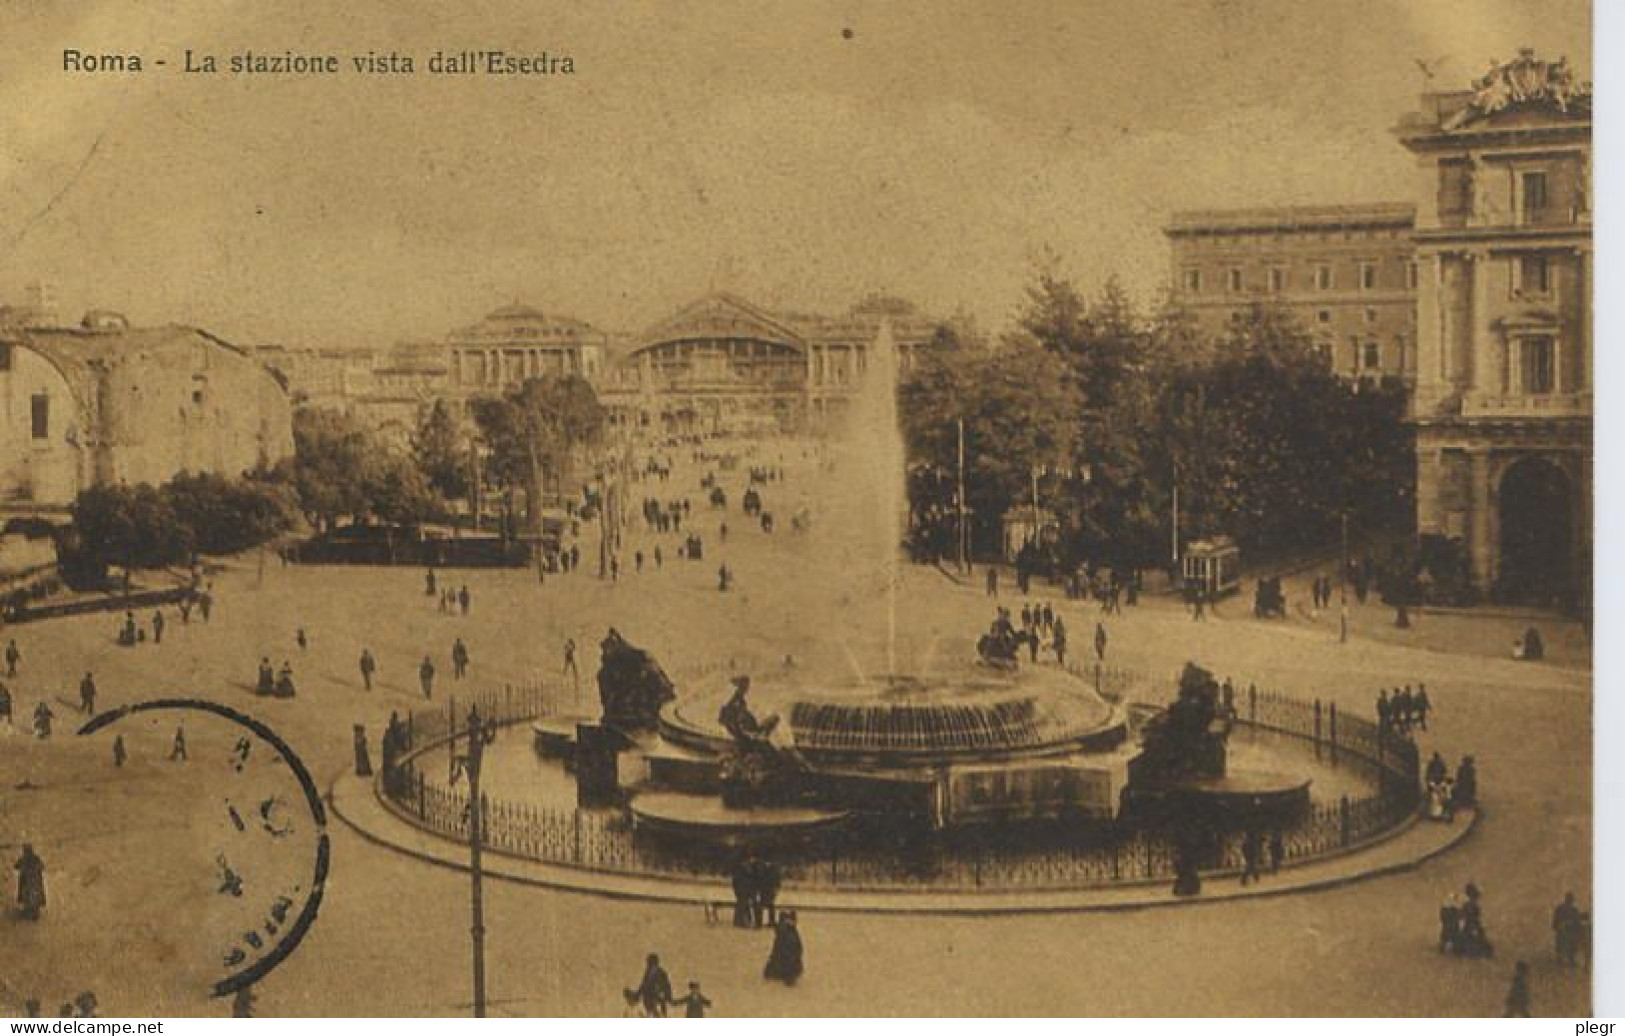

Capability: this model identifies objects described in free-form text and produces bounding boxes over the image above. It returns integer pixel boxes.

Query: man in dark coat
[1553,892,1582,965]
[14,844,45,920]
[635,954,673,1017]
[763,911,804,984]
[359,649,376,691]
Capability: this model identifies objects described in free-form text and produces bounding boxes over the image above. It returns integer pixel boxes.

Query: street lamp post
[1340,511,1350,644]
[451,705,498,1018]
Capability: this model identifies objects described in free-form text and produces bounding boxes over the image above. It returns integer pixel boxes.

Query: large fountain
[539,319,1139,847]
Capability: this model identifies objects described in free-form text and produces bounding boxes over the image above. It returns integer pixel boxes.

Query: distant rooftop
[1166,202,1416,236]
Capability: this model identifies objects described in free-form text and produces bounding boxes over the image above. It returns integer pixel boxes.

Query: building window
[1522,170,1549,221]
[1181,269,1201,293]
[29,393,48,440]
[1226,268,1243,293]
[1364,308,1377,325]
[1360,263,1377,291]
[1516,254,1551,296]
[1317,310,1332,324]
[1314,265,1333,291]
[1519,336,1556,394]
[1268,268,1286,293]
[1363,342,1381,370]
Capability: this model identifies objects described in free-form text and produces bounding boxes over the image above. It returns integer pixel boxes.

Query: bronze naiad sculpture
[716,676,804,808]
[1132,662,1231,785]
[596,627,676,733]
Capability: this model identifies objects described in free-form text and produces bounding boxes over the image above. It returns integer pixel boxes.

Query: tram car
[1181,536,1241,599]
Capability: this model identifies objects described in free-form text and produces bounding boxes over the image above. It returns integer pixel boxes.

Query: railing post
[574,810,582,864]
[1248,685,1257,726]
[1339,795,1351,847]
[1328,702,1339,765]
[1313,699,1322,759]
[417,768,426,819]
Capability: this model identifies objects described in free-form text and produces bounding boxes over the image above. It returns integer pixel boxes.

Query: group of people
[426,571,473,616]
[1376,684,1430,734]
[1423,752,1478,821]
[624,955,711,1018]
[1438,881,1494,958]
[1236,827,1287,886]
[1307,574,1339,611]
[641,496,691,535]
[254,657,298,698]
[729,856,783,928]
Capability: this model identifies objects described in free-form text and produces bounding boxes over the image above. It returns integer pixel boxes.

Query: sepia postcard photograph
[0,0,1604,1021]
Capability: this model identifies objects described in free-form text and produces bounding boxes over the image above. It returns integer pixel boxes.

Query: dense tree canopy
[900,273,1413,574]
[282,407,441,530]
[470,375,605,531]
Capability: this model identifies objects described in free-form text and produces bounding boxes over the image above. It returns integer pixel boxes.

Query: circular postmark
[76,699,329,998]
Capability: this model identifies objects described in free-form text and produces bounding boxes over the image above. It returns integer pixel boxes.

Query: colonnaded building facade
[1164,51,1590,606]
[1400,51,1591,606]
[0,308,294,515]
[597,292,942,436]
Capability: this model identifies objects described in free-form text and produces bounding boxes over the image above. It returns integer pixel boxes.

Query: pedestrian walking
[674,982,712,1019]
[169,725,188,762]
[986,567,998,597]
[152,610,165,645]
[33,701,52,738]
[1267,830,1284,874]
[0,683,12,728]
[1052,617,1067,665]
[199,588,213,623]
[419,656,436,699]
[452,638,470,680]
[1553,892,1582,966]
[634,954,673,1017]
[14,844,46,921]
[1504,961,1531,1017]
[112,734,126,768]
[5,639,19,677]
[1239,829,1262,886]
[763,911,804,985]
[654,545,663,569]
[78,672,96,714]
[564,638,579,685]
[296,628,308,651]
[1094,622,1108,662]
[1439,894,1461,954]
[458,586,470,615]
[1413,684,1431,731]
[359,649,376,691]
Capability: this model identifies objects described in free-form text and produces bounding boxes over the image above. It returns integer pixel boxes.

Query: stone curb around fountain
[328,769,1478,916]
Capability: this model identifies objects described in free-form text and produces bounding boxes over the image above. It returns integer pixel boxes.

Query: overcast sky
[0,0,1591,350]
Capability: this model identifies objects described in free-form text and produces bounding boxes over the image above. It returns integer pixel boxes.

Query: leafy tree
[900,325,1080,557]
[164,472,297,554]
[470,375,605,532]
[412,399,470,501]
[69,483,193,578]
[280,407,444,529]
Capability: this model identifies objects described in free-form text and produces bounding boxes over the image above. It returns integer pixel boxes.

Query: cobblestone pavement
[0,442,1591,1016]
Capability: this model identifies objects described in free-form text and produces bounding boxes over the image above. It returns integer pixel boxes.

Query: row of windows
[1181,261,1419,295]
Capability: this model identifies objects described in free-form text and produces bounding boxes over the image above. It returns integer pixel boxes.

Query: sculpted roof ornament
[1444,49,1590,130]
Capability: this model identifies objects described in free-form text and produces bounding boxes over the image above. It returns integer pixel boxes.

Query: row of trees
[900,274,1413,573]
[64,473,298,584]
[61,373,609,581]
[283,373,608,536]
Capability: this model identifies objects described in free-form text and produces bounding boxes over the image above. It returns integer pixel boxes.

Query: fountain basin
[660,665,1129,768]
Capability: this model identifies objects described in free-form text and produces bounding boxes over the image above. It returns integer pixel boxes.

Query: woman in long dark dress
[15,844,45,920]
[763,911,803,984]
